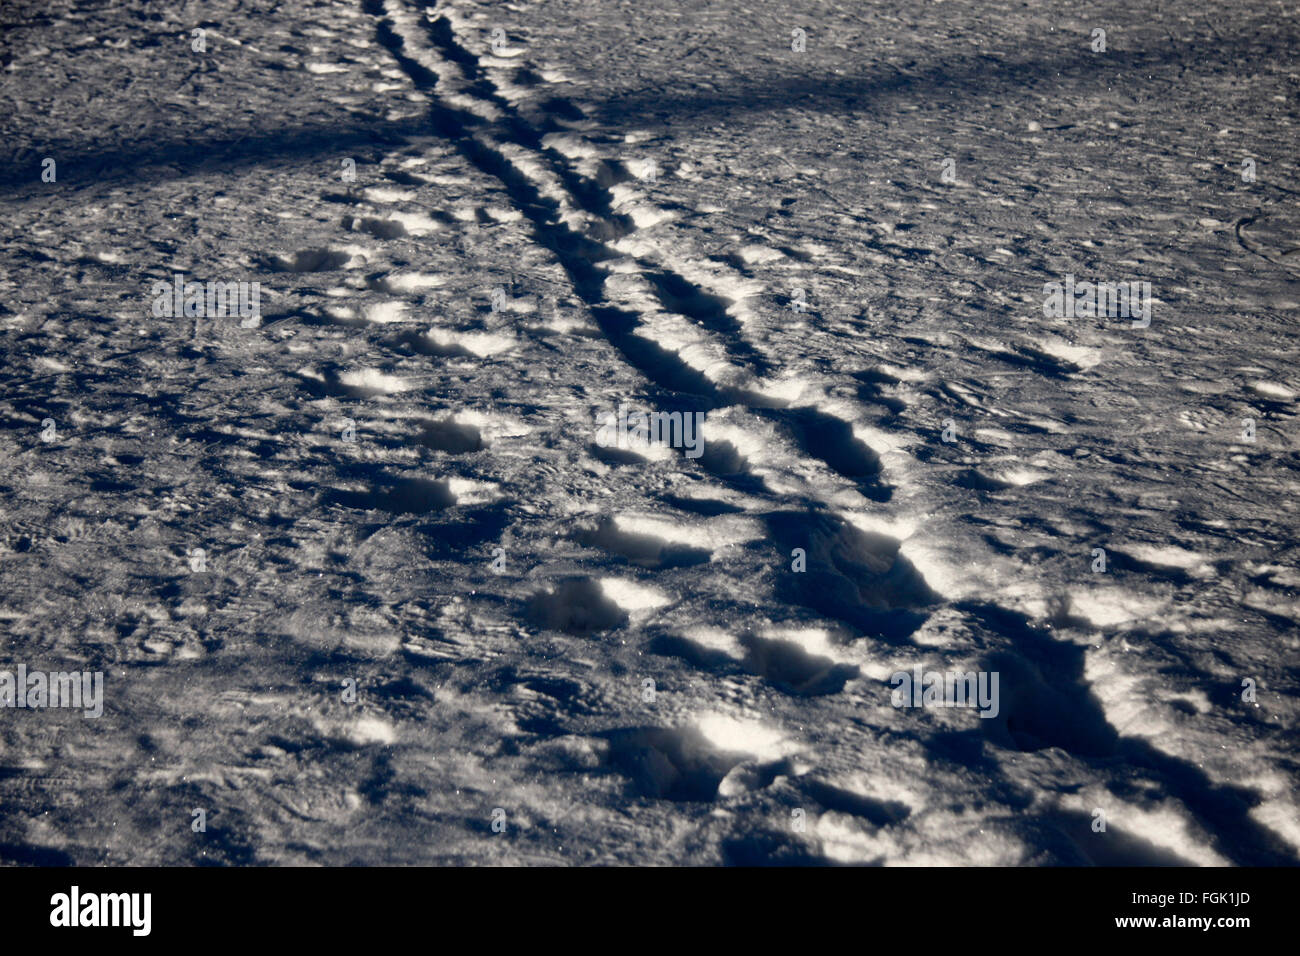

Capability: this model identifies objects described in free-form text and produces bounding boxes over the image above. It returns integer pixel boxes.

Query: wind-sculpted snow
[0,0,1296,866]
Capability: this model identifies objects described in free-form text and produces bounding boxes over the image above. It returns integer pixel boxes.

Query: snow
[0,0,1296,866]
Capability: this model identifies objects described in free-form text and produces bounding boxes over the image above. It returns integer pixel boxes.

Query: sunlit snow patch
[1122,543,1211,578]
[337,368,410,394]
[422,328,517,357]
[443,477,498,506]
[999,467,1050,486]
[1069,588,1169,628]
[363,186,417,203]
[347,716,396,746]
[385,210,443,235]
[364,301,408,324]
[598,577,670,615]
[1251,380,1295,400]
[694,713,790,761]
[383,272,444,292]
[1036,339,1103,369]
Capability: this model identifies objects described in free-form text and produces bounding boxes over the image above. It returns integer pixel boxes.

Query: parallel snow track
[362,0,1298,865]
[365,0,895,505]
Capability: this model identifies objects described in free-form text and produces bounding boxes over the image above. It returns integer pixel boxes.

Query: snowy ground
[1,0,1298,865]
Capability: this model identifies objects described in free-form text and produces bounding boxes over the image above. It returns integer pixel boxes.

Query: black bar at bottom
[2,865,1295,941]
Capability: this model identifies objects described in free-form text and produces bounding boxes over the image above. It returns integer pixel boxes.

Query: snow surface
[0,0,1298,865]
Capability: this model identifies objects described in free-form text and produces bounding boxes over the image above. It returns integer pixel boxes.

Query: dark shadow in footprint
[766,510,936,642]
[511,67,544,87]
[647,633,740,672]
[370,675,436,701]
[589,442,654,466]
[1105,550,1198,586]
[322,476,455,516]
[591,158,635,188]
[415,418,483,454]
[992,346,1079,378]
[526,578,627,635]
[1115,738,1300,866]
[261,249,352,273]
[720,830,837,866]
[538,96,585,121]
[789,407,882,478]
[769,406,890,502]
[575,517,710,569]
[660,493,745,516]
[738,633,859,696]
[851,368,906,414]
[696,439,749,477]
[802,779,912,827]
[395,329,476,359]
[641,270,771,374]
[953,468,1015,493]
[348,216,408,240]
[923,728,1019,784]
[383,169,428,187]
[963,603,1119,759]
[420,501,511,555]
[590,312,724,400]
[602,726,746,802]
[295,368,397,400]
[1044,811,1193,866]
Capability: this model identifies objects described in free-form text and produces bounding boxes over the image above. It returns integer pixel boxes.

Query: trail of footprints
[243,0,1287,860]
[348,0,1042,788]
[237,0,930,829]
[354,1,933,649]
